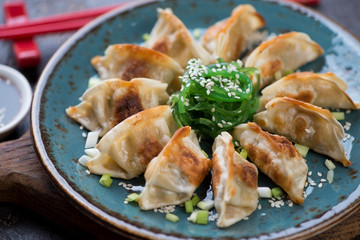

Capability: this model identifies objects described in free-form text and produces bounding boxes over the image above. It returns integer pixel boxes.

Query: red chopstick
[0,3,125,39]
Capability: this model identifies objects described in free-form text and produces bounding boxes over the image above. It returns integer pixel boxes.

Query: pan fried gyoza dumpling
[91,44,184,93]
[138,126,211,210]
[245,32,324,89]
[254,97,350,167]
[66,78,169,136]
[144,8,215,68]
[202,4,265,62]
[212,131,258,228]
[87,105,178,179]
[259,72,360,111]
[232,122,308,204]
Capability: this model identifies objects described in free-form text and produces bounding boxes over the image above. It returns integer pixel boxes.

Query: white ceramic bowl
[0,64,32,140]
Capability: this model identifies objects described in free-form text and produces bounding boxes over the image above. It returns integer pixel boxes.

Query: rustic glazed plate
[31,0,360,239]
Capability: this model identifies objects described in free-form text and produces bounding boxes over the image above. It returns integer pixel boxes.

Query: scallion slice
[331,111,345,121]
[327,170,334,184]
[240,148,248,159]
[99,174,113,188]
[125,193,139,202]
[295,143,309,158]
[258,187,272,198]
[185,200,194,213]
[325,159,336,170]
[196,210,209,225]
[165,213,179,223]
[191,194,200,207]
[271,187,284,198]
[197,200,214,211]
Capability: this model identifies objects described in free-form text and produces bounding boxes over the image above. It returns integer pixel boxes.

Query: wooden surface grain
[0,0,360,239]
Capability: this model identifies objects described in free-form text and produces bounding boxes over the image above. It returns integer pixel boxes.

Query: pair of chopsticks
[0,3,125,40]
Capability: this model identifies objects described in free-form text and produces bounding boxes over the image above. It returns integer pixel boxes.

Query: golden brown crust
[161,126,212,186]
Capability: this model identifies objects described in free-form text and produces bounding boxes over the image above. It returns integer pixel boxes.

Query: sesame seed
[305,128,311,133]
[308,171,312,176]
[211,108,215,112]
[86,170,90,174]
[317,172,323,177]
[318,183,323,188]
[320,178,327,182]
[217,123,223,128]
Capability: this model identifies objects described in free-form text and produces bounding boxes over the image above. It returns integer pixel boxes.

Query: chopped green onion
[99,174,113,188]
[84,148,100,158]
[201,150,209,158]
[187,210,198,223]
[85,130,100,149]
[125,193,140,202]
[193,28,202,39]
[325,159,336,170]
[88,76,101,88]
[283,70,294,76]
[79,155,92,167]
[197,200,214,210]
[271,187,284,198]
[191,194,200,207]
[240,148,248,159]
[165,213,179,223]
[274,70,282,80]
[185,200,194,213]
[331,112,345,121]
[258,187,272,198]
[142,33,150,41]
[295,143,309,158]
[327,170,334,184]
[196,210,209,225]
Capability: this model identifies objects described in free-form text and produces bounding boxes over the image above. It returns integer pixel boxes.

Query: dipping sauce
[0,75,22,128]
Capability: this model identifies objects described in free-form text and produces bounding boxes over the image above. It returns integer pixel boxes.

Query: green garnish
[191,194,200,207]
[331,111,345,121]
[197,200,214,210]
[196,210,209,225]
[294,143,309,158]
[193,28,202,39]
[170,59,260,139]
[325,159,336,170]
[165,213,179,223]
[185,200,194,213]
[99,174,113,188]
[201,150,209,158]
[142,33,150,41]
[283,70,294,76]
[271,187,284,198]
[125,193,140,202]
[239,148,248,159]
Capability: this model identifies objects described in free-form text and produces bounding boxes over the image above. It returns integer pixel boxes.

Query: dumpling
[212,131,258,228]
[66,78,169,136]
[138,126,211,210]
[202,4,265,62]
[144,8,215,68]
[254,97,350,167]
[245,32,324,89]
[259,72,359,111]
[91,44,184,93]
[232,122,308,204]
[87,105,178,179]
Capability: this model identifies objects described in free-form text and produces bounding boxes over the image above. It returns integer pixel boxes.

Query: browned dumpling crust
[212,131,258,228]
[145,8,215,68]
[202,4,265,62]
[87,105,178,179]
[233,122,308,204]
[259,72,359,111]
[254,97,350,167]
[138,126,212,210]
[66,78,169,136]
[91,44,184,93]
[245,32,324,89]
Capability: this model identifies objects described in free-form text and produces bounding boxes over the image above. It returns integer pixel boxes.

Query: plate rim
[30,0,360,239]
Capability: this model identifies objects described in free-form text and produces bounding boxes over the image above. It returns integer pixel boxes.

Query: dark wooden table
[0,0,359,239]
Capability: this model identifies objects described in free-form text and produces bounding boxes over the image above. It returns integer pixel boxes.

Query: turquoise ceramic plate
[31,0,360,239]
